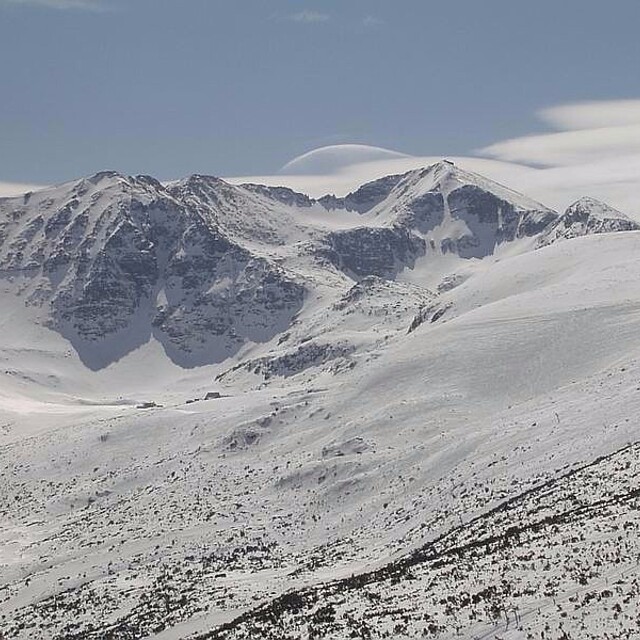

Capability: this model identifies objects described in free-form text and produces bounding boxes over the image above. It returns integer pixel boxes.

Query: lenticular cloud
[480,99,640,166]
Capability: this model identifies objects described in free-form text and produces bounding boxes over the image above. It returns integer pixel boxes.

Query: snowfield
[1,162,640,639]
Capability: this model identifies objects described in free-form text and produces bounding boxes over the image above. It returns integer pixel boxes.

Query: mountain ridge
[0,161,636,371]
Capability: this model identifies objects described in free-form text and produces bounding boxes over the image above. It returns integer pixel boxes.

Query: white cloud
[6,99,640,220]
[508,155,640,216]
[480,99,640,167]
[287,10,330,23]
[3,0,104,9]
[480,125,640,167]
[0,181,46,198]
[280,144,409,175]
[540,99,640,131]
[227,147,536,201]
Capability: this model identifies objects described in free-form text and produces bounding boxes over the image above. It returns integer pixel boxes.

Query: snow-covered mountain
[538,195,640,247]
[0,162,561,369]
[0,172,312,369]
[2,162,640,640]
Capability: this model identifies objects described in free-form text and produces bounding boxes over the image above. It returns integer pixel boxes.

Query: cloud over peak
[227,98,640,216]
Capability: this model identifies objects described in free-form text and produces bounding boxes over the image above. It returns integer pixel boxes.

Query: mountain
[314,162,560,289]
[0,162,563,369]
[0,172,308,369]
[538,195,640,247]
[318,173,405,213]
[365,162,557,257]
[2,162,640,640]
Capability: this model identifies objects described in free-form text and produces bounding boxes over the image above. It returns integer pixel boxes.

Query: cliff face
[0,172,305,368]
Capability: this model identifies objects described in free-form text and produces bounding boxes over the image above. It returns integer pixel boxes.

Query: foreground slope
[207,440,640,640]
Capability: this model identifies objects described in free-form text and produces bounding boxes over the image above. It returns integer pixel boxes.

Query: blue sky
[1,0,639,186]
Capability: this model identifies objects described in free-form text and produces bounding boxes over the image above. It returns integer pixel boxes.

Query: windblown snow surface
[2,162,640,639]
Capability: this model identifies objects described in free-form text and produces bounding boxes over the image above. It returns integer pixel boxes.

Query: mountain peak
[565,196,634,221]
[404,161,550,209]
[84,170,128,185]
[538,195,640,247]
[176,173,227,189]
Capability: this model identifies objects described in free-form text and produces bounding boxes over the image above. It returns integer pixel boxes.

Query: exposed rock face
[332,275,433,312]
[538,196,640,247]
[0,173,305,368]
[154,252,305,366]
[369,164,558,259]
[218,341,356,381]
[323,226,425,279]
[240,184,314,209]
[394,191,446,234]
[318,174,404,213]
[166,174,317,248]
[442,184,557,258]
